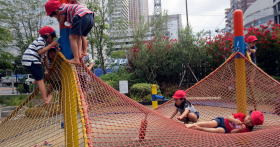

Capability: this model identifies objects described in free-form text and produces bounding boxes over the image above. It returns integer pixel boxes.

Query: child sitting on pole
[186,110,264,133]
[170,90,200,124]
[45,0,94,64]
[22,26,58,104]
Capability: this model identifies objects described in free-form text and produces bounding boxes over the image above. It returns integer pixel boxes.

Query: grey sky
[148,0,230,32]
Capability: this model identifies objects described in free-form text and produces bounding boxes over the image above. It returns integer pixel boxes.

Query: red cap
[39,26,55,36]
[172,90,186,99]
[246,35,258,43]
[45,0,62,16]
[251,111,264,125]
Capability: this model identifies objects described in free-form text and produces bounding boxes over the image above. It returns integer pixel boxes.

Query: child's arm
[249,49,256,53]
[230,124,247,133]
[58,14,66,26]
[226,116,243,125]
[178,108,190,119]
[170,109,178,119]
[38,41,58,55]
[87,63,95,71]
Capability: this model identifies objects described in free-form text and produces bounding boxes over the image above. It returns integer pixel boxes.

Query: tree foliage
[86,0,115,73]
[0,0,52,54]
[128,15,209,86]
[0,50,14,71]
[0,27,12,48]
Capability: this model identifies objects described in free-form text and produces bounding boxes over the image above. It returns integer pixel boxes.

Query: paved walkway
[0,87,18,95]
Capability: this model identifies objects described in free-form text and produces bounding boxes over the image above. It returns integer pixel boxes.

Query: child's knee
[188,113,199,122]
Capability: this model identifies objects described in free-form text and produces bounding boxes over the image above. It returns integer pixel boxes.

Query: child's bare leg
[187,112,198,123]
[196,127,225,133]
[36,80,51,104]
[81,36,88,56]
[186,120,218,128]
[69,35,81,64]
[77,36,83,58]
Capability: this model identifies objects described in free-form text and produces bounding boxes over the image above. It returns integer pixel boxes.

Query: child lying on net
[170,90,200,124]
[186,110,264,133]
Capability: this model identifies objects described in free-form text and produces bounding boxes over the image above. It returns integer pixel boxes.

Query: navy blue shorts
[25,64,44,81]
[213,117,228,133]
[70,13,94,36]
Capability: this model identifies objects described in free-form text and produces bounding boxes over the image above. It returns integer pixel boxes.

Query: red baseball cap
[38,26,56,36]
[172,90,187,99]
[251,111,264,125]
[246,35,258,43]
[45,0,62,16]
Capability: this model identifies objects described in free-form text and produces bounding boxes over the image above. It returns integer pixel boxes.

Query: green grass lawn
[0,95,27,106]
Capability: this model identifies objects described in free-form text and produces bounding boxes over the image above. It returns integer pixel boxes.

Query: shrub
[111,50,126,59]
[0,95,26,106]
[206,21,280,76]
[128,27,209,85]
[100,68,143,90]
[130,83,160,102]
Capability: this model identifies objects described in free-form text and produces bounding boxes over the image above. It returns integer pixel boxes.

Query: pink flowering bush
[206,21,280,76]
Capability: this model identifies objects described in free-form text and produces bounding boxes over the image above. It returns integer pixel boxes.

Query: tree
[86,0,115,73]
[0,0,53,54]
[128,14,209,86]
[0,27,12,48]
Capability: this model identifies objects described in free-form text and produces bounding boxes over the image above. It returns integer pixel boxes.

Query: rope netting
[0,52,280,147]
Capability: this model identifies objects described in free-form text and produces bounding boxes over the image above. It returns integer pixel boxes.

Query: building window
[278,2,280,11]
[278,15,280,24]
[275,16,278,24]
[274,5,277,14]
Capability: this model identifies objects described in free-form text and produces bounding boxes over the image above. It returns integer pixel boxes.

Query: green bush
[273,76,280,82]
[0,95,26,106]
[111,50,126,59]
[128,27,209,85]
[130,83,160,102]
[100,68,143,90]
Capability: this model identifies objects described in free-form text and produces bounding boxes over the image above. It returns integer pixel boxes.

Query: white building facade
[244,0,274,27]
[273,0,280,24]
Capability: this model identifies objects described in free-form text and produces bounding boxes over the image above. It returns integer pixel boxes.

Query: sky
[148,0,230,33]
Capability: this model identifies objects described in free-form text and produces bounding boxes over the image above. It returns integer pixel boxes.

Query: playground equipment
[0,9,279,147]
[151,84,166,109]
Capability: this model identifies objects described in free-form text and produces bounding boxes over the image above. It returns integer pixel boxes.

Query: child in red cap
[170,90,200,124]
[45,0,94,64]
[22,26,58,104]
[246,35,258,64]
[186,110,264,133]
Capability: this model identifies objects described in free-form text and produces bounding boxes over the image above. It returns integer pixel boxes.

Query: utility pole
[186,0,189,27]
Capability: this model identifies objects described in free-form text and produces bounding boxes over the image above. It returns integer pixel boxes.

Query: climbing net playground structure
[0,49,279,147]
[0,4,279,146]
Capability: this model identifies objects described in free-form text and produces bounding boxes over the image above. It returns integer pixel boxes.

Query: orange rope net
[0,52,279,147]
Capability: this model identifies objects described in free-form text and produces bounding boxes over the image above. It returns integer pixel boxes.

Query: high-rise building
[273,0,280,24]
[225,0,257,32]
[244,0,273,27]
[240,0,257,12]
[110,0,129,30]
[109,0,129,50]
[129,0,149,28]
[148,14,183,40]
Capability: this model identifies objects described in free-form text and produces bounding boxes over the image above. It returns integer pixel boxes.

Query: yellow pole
[59,54,80,147]
[151,84,158,109]
[233,10,248,114]
[235,58,247,114]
